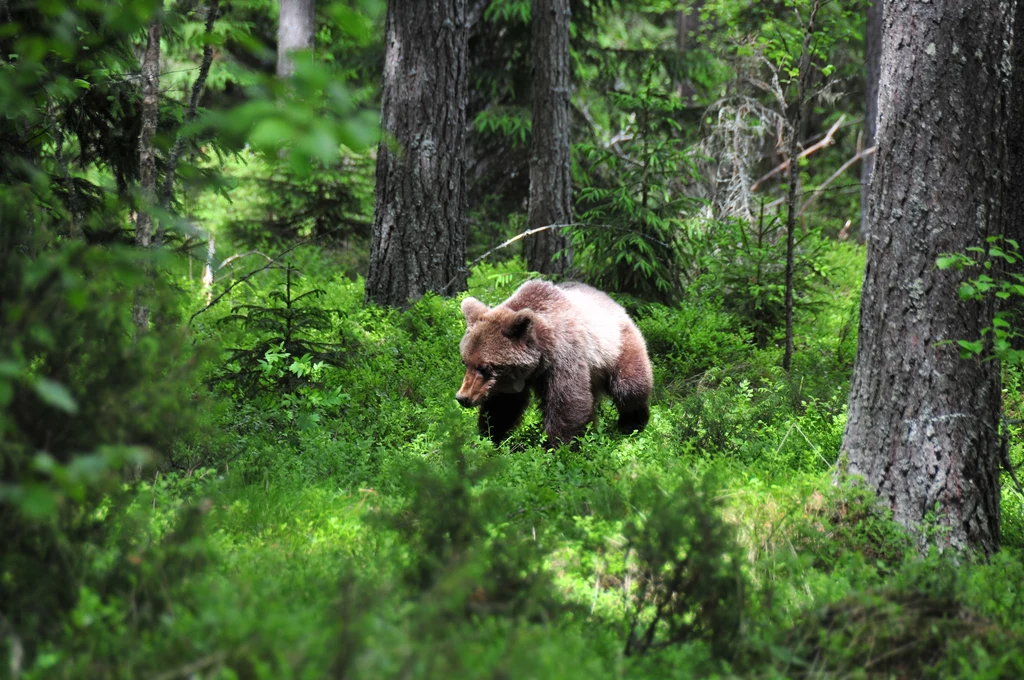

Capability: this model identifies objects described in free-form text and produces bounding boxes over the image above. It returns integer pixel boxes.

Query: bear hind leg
[478,390,531,445]
[609,332,652,434]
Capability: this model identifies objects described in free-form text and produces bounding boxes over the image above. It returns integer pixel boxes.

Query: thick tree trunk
[859,0,882,240]
[364,0,469,307]
[133,17,160,332]
[277,0,315,78]
[841,0,1012,555]
[1006,0,1024,348]
[525,0,572,276]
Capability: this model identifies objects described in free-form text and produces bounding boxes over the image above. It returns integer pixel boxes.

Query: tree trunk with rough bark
[859,0,882,240]
[364,0,469,307]
[277,0,315,78]
[1006,0,1024,350]
[133,17,160,332]
[525,0,572,276]
[841,0,1012,555]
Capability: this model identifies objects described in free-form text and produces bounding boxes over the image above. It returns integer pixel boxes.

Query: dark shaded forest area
[5,0,1024,677]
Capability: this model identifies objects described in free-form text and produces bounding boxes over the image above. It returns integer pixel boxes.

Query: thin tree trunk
[525,0,573,276]
[841,0,1011,555]
[782,5,817,372]
[277,0,315,78]
[160,0,219,234]
[859,0,882,241]
[674,1,702,99]
[364,0,469,307]
[133,17,160,332]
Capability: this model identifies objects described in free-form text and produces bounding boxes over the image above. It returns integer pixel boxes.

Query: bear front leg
[478,390,531,445]
[539,366,594,447]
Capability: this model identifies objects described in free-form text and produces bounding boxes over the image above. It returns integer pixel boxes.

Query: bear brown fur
[455,279,653,446]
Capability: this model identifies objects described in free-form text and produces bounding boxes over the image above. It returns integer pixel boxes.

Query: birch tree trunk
[277,0,315,78]
[524,0,573,276]
[841,0,1012,555]
[364,0,469,307]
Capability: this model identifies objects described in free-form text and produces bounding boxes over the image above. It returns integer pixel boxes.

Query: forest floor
[28,225,1024,678]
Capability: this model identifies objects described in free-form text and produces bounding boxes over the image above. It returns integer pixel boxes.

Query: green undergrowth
[12,247,1024,679]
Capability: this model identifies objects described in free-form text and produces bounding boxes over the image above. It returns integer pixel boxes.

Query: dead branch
[439,223,581,293]
[798,146,876,217]
[751,114,845,192]
[188,239,309,326]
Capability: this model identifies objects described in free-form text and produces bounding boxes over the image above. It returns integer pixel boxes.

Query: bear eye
[478,365,493,380]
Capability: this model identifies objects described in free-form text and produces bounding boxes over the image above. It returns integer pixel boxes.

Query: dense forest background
[5,0,1024,676]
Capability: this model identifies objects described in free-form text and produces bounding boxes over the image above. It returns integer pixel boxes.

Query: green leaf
[958,339,984,355]
[33,378,78,414]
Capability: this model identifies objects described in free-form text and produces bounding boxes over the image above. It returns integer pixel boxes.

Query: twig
[217,250,274,271]
[152,650,229,680]
[438,222,582,293]
[0,609,23,680]
[751,114,845,192]
[798,146,876,217]
[188,239,310,326]
[159,1,219,221]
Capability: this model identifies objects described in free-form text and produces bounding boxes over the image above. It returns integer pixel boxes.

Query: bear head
[455,296,544,408]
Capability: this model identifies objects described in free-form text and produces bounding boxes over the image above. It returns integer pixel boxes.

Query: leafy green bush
[0,226,207,658]
[621,473,745,662]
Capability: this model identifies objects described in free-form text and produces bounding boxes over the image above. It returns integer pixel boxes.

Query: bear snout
[455,393,475,408]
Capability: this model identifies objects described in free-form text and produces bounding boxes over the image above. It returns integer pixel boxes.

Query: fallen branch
[751,114,845,192]
[438,220,678,294]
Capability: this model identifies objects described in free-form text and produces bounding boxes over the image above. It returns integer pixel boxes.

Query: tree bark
[841,0,1012,555]
[525,0,573,276]
[364,0,469,307]
[675,1,702,100]
[277,0,315,78]
[1005,0,1024,349]
[859,0,882,240]
[133,17,160,332]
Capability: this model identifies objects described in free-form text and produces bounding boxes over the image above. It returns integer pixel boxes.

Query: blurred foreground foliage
[5,0,1024,678]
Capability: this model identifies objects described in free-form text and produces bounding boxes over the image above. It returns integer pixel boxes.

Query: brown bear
[455,279,653,446]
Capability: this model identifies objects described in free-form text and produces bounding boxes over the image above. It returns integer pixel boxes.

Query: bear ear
[503,310,535,341]
[461,297,489,327]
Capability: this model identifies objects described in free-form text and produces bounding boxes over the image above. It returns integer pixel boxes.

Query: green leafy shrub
[621,473,745,662]
[773,556,1024,677]
[693,212,832,350]
[572,66,701,302]
[216,264,347,397]
[0,226,206,657]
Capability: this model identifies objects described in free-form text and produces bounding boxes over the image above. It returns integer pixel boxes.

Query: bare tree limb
[797,146,876,217]
[188,239,309,326]
[751,114,845,192]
